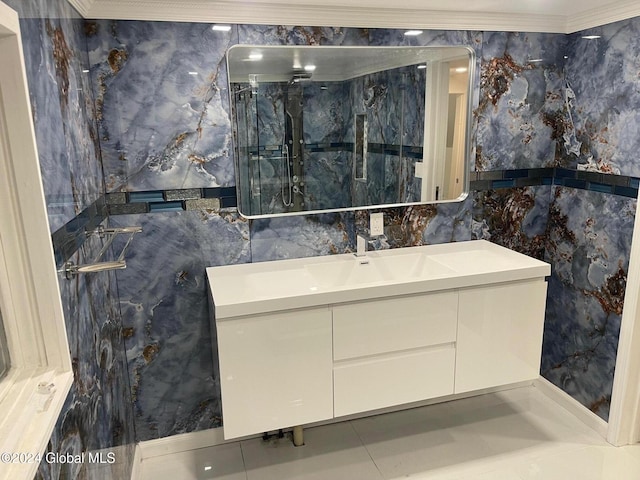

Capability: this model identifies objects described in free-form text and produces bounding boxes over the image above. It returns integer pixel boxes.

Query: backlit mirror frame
[227,45,475,219]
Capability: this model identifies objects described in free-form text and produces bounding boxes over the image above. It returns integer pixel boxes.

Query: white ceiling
[69,0,640,33]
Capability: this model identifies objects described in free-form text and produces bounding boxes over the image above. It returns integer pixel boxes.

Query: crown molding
[66,0,94,17]
[73,0,640,34]
[84,1,568,33]
[565,0,640,33]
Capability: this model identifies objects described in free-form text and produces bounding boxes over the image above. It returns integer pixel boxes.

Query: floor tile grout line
[238,440,250,480]
[347,419,387,480]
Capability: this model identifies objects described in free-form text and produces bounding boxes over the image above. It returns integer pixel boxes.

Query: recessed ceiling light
[204,466,212,471]
[188,71,198,75]
[581,35,601,40]
[404,30,423,36]
[82,69,90,73]
[212,25,231,32]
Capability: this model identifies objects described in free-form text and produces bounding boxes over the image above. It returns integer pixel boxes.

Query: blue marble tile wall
[1,1,136,479]
[87,21,484,441]
[537,17,640,419]
[6,0,637,465]
[475,31,569,171]
[108,210,251,440]
[542,187,634,420]
[304,80,352,211]
[472,24,638,420]
[85,16,638,439]
[3,0,103,233]
[87,20,235,192]
[471,32,568,258]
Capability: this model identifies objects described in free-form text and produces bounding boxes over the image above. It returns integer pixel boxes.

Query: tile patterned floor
[139,386,640,480]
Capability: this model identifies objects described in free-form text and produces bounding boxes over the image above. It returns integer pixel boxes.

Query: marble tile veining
[564,17,640,176]
[4,0,103,232]
[36,228,136,480]
[2,0,639,473]
[2,1,137,479]
[476,32,568,171]
[86,20,235,192]
[542,186,636,420]
[110,210,250,440]
[472,186,552,260]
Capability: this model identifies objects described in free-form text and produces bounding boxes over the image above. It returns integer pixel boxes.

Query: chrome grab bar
[60,225,142,279]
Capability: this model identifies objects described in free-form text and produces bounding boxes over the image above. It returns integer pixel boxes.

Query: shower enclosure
[228,45,472,217]
[231,66,426,217]
[233,75,309,216]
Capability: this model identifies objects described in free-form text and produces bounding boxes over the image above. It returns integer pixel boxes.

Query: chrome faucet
[356,234,368,257]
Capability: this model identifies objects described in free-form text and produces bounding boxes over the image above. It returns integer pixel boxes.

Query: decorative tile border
[51,187,237,265]
[470,168,639,198]
[106,187,237,215]
[51,196,108,267]
[52,168,637,266]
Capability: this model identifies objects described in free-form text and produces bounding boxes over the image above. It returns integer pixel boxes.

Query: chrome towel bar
[60,225,142,279]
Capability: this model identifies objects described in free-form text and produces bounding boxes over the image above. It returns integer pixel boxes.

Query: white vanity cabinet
[454,279,548,394]
[216,307,333,439]
[207,240,551,440]
[332,292,457,416]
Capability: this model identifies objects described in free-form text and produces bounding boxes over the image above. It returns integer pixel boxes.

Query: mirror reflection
[227,45,473,218]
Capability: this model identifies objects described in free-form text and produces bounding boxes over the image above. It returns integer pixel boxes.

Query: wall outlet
[370,212,384,236]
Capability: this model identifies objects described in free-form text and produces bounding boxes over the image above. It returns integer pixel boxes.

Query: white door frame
[0,2,72,478]
[607,199,640,446]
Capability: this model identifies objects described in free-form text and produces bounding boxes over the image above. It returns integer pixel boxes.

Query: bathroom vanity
[207,240,550,440]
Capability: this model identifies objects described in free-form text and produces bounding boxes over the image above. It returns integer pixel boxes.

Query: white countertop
[207,240,551,319]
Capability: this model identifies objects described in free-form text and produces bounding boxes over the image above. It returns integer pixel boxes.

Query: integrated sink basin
[206,240,551,319]
[304,251,454,288]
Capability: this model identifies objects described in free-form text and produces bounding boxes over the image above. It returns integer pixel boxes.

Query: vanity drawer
[332,291,458,361]
[334,345,455,417]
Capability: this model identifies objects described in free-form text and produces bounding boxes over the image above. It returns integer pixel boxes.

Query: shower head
[288,72,313,85]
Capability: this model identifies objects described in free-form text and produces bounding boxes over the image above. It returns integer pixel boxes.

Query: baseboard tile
[136,381,536,461]
[129,444,142,480]
[138,426,260,460]
[136,379,607,466]
[534,376,609,438]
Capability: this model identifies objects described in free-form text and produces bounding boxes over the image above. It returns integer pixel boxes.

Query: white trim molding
[85,1,568,33]
[0,3,73,479]
[66,0,93,17]
[138,427,231,461]
[534,377,609,439]
[129,444,142,480]
[566,0,640,33]
[74,0,640,34]
[607,179,640,447]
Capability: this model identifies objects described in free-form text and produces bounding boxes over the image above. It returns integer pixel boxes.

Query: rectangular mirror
[227,45,474,218]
